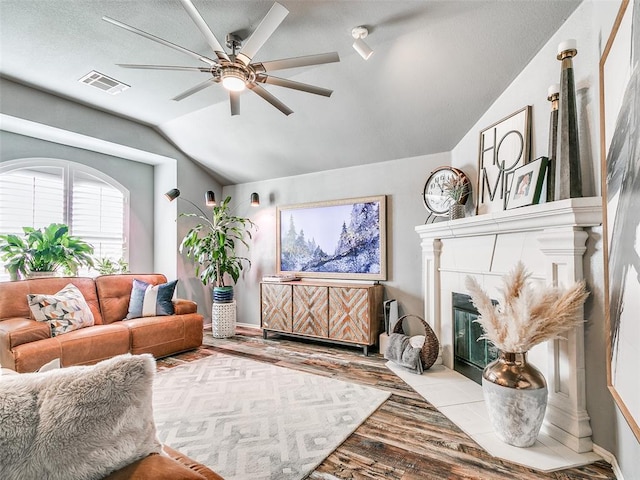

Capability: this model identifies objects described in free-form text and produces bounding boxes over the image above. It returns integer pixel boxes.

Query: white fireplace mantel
[416,196,602,239]
[415,196,602,454]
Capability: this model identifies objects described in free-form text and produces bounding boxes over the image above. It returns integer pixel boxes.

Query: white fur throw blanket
[0,354,162,480]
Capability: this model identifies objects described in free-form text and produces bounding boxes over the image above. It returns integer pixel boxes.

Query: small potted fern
[442,174,469,220]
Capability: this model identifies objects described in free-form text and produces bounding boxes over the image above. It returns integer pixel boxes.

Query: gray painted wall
[0,131,155,273]
[223,151,450,330]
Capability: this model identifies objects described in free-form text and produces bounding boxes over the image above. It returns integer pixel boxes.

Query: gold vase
[482,351,548,447]
[483,351,547,389]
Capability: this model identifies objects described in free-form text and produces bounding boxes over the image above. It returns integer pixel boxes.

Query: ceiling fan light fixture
[221,66,248,91]
[352,26,373,60]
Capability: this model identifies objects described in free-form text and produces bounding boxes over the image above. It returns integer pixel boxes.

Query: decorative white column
[420,238,442,364]
[537,227,593,453]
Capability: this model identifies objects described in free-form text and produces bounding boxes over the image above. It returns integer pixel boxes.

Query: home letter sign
[477,106,531,214]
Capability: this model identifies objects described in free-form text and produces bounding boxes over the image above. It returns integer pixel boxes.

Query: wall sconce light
[164,188,208,217]
[164,188,180,202]
[352,26,373,60]
[166,188,259,211]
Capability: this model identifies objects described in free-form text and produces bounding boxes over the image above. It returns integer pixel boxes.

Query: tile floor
[386,361,602,472]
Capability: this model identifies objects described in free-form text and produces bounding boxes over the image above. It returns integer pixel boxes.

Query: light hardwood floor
[156,327,616,480]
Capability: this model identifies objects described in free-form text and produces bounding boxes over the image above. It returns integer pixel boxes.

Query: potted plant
[0,223,95,280]
[95,257,129,275]
[179,196,255,303]
[465,262,588,447]
[442,174,469,220]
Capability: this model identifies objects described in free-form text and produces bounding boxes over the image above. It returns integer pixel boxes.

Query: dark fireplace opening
[452,292,498,385]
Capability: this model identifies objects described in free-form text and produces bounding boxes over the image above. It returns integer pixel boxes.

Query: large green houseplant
[0,223,95,280]
[179,196,255,302]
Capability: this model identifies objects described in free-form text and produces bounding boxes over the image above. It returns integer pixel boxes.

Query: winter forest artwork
[277,196,386,280]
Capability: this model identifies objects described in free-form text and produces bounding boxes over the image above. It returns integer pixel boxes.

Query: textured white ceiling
[0,1,581,185]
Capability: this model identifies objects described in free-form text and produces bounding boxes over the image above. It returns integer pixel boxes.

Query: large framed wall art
[600,0,640,441]
[276,195,387,281]
[476,106,532,215]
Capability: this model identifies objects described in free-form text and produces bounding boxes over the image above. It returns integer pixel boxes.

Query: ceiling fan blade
[103,16,217,66]
[236,2,288,66]
[172,77,217,101]
[256,75,332,97]
[255,52,340,73]
[230,91,240,116]
[117,64,211,72]
[247,83,293,116]
[178,0,230,62]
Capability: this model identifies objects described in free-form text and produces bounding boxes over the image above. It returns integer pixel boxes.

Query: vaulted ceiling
[0,1,580,185]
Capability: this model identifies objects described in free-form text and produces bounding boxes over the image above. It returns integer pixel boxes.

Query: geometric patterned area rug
[153,352,390,480]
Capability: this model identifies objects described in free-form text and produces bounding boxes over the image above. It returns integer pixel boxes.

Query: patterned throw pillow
[126,278,178,319]
[27,283,95,337]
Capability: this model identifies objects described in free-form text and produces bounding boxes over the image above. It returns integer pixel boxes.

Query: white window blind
[0,167,64,234]
[72,171,125,261]
[0,161,129,281]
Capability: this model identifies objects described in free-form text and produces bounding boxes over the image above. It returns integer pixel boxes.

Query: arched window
[0,159,129,279]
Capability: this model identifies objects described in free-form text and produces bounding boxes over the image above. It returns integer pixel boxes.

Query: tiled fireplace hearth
[411,197,603,470]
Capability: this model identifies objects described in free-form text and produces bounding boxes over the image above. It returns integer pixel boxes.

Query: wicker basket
[211,300,236,338]
[392,314,440,370]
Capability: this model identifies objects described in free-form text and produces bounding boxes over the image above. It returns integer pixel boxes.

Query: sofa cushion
[95,274,169,324]
[56,324,131,368]
[0,318,51,350]
[0,277,102,324]
[27,283,95,336]
[0,354,162,480]
[127,279,177,319]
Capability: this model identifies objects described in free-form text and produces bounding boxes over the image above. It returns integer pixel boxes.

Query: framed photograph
[477,106,532,215]
[276,195,387,280]
[599,0,640,441]
[506,157,547,209]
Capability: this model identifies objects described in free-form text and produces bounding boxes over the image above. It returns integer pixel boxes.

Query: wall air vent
[78,71,130,95]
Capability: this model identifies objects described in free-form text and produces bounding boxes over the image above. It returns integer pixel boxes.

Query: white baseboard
[593,443,622,480]
[236,322,261,330]
[203,322,260,330]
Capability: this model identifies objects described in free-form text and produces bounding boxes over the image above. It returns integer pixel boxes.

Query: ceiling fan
[103,0,340,116]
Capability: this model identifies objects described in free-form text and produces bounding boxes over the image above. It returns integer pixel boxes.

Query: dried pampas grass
[465,262,589,353]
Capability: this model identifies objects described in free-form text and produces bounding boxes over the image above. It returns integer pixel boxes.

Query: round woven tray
[392,314,440,370]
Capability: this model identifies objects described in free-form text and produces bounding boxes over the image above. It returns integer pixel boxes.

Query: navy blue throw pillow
[126,278,178,319]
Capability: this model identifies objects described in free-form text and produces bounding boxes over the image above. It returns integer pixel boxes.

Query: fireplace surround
[415,197,602,454]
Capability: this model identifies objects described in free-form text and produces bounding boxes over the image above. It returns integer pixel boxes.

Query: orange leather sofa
[103,445,223,480]
[0,274,204,372]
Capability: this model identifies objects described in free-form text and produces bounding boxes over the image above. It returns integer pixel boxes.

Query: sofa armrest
[173,299,198,315]
[0,318,52,371]
[0,318,51,349]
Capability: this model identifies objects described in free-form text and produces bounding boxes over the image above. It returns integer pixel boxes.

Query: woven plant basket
[392,314,440,370]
